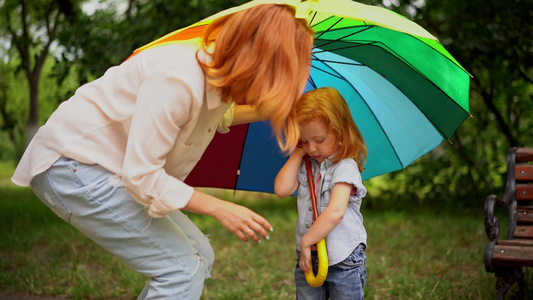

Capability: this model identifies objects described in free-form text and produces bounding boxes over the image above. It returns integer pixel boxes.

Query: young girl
[275,87,368,299]
[12,4,313,299]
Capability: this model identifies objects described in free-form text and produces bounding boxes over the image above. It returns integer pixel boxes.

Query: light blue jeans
[30,157,214,299]
[295,243,367,300]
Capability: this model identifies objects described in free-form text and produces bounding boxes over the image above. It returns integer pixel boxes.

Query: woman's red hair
[198,4,314,153]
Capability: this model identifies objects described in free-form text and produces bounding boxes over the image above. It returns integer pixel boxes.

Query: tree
[0,50,26,161]
[57,0,247,82]
[365,0,533,207]
[0,0,81,155]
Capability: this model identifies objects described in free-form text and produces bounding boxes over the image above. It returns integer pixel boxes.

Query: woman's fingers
[240,219,271,243]
[235,229,249,242]
[243,220,273,243]
[215,201,273,243]
[251,214,273,240]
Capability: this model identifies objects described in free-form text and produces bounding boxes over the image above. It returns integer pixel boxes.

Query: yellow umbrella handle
[304,155,328,287]
[304,238,329,287]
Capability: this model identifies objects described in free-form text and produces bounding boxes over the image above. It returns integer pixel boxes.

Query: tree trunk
[25,73,40,148]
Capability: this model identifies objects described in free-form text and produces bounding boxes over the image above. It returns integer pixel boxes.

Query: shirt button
[308,207,312,211]
[306,224,310,228]
[207,128,212,133]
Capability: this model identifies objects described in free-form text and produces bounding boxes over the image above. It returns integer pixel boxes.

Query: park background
[0,0,531,299]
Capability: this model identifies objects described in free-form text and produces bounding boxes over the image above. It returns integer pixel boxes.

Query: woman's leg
[31,157,212,299]
[137,210,215,299]
[167,210,215,276]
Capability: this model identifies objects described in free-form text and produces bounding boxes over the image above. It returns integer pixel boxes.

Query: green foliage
[0,0,85,156]
[56,0,248,82]
[0,60,25,160]
[0,54,78,160]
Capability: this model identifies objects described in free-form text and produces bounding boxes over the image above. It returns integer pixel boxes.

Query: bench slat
[492,245,533,267]
[515,165,533,181]
[516,148,533,163]
[516,183,533,201]
[514,225,533,238]
[498,239,533,247]
[517,206,533,224]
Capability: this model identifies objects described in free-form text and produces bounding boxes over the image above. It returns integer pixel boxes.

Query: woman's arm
[299,182,352,272]
[231,105,268,125]
[274,147,306,197]
[184,189,273,243]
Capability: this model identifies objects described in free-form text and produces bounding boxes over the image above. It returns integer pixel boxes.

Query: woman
[12,4,314,299]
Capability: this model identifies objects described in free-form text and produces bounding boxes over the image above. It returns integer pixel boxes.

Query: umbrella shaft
[305,155,319,222]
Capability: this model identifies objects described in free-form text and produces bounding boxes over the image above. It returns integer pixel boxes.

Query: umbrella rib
[334,41,424,80]
[312,59,364,67]
[310,16,373,42]
[234,124,251,190]
[315,41,468,135]
[310,64,345,81]
[313,17,344,40]
[355,42,469,138]
[314,26,375,49]
[313,42,377,54]
[308,11,317,28]
[307,76,318,89]
[316,25,470,77]
[314,56,406,169]
[315,40,435,93]
[310,19,469,144]
[312,54,462,130]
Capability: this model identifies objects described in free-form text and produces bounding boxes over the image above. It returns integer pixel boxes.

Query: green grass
[0,162,531,299]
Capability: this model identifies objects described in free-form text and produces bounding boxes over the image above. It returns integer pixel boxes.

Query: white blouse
[12,38,232,218]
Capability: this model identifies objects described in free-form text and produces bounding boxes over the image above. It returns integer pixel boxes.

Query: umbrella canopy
[130,0,471,193]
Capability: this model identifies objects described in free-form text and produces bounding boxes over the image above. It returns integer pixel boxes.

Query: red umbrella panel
[184,121,288,193]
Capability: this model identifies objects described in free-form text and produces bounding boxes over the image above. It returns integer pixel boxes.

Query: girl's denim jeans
[30,157,214,299]
[295,243,367,300]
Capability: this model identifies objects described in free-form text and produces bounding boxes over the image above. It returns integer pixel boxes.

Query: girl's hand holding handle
[299,241,312,273]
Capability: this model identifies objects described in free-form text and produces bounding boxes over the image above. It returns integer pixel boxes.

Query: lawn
[0,161,530,299]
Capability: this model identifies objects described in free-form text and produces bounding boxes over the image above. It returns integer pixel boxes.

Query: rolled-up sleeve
[330,161,367,200]
[217,102,236,134]
[122,71,197,217]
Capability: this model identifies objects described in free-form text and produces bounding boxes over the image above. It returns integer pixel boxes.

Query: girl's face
[299,119,340,163]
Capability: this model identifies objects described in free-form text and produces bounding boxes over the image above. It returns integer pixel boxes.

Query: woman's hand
[211,200,272,243]
[184,190,272,243]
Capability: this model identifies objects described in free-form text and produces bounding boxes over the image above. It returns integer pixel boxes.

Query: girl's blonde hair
[296,87,367,172]
[198,4,314,153]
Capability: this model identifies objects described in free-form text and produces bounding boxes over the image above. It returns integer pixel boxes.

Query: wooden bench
[484,147,533,300]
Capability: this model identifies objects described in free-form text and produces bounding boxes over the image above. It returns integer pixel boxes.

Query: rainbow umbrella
[129,0,471,193]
